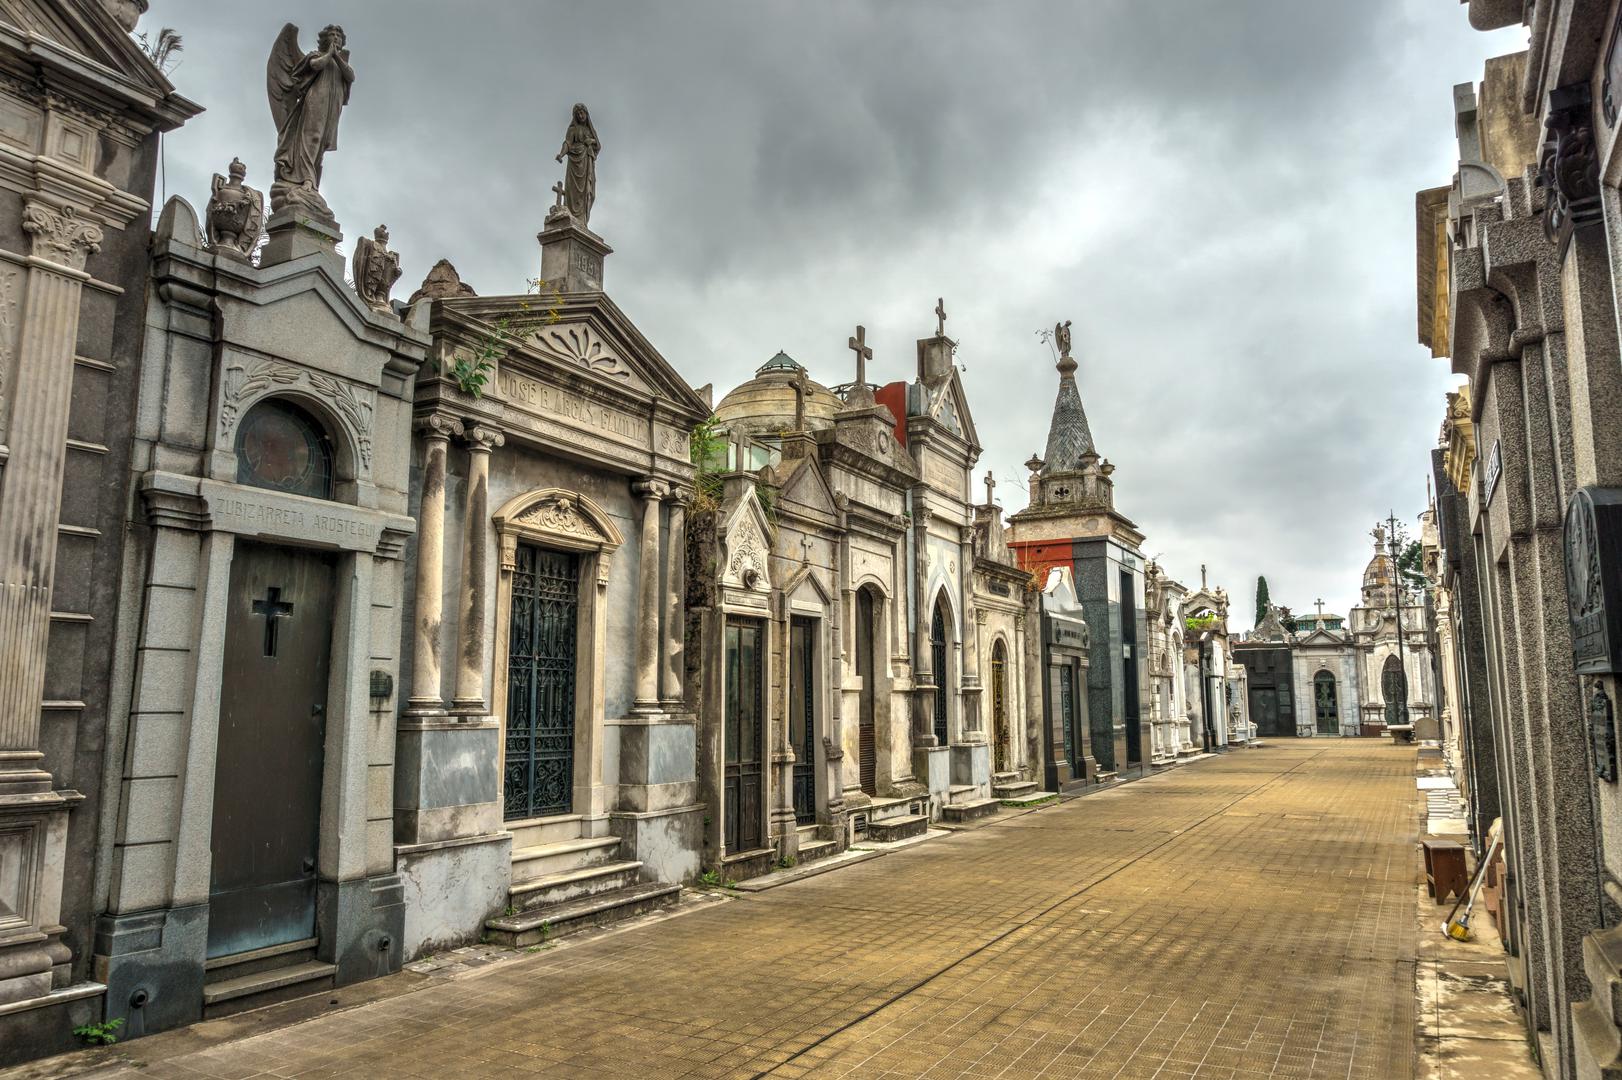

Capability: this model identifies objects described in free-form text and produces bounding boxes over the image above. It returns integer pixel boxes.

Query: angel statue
[1054,319,1073,360]
[266,23,354,225]
[205,157,265,261]
[352,224,402,313]
[555,102,600,227]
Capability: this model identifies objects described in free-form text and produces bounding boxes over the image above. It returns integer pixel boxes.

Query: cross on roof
[984,470,995,506]
[935,297,947,337]
[1315,598,1325,618]
[252,586,294,658]
[848,324,872,387]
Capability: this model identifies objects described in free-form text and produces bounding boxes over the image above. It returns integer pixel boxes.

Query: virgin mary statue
[555,103,600,227]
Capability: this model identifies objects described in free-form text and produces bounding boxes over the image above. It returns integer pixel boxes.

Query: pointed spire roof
[1040,352,1094,475]
[757,350,802,374]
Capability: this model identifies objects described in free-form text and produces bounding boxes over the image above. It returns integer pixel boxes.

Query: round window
[235,399,333,499]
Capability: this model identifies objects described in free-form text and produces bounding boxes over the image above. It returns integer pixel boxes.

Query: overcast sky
[141,0,1525,626]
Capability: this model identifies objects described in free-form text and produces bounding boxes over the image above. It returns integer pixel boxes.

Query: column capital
[414,413,464,441]
[464,423,505,453]
[633,478,671,501]
[23,200,103,271]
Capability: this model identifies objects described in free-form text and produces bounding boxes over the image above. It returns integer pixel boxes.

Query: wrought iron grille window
[791,617,816,825]
[931,604,949,746]
[235,399,333,500]
[505,545,579,820]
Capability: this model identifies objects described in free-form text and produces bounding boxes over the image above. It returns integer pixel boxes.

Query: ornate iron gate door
[1059,662,1077,767]
[1381,656,1407,727]
[725,621,764,851]
[857,590,877,795]
[790,617,816,824]
[209,543,333,959]
[1315,672,1340,734]
[991,642,1008,773]
[505,544,579,820]
[931,604,949,746]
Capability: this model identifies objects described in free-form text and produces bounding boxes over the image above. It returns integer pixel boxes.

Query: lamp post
[1385,511,1409,727]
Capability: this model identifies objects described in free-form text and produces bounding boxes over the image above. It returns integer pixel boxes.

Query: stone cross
[252,586,294,658]
[792,367,808,430]
[552,181,565,209]
[1200,564,1208,589]
[984,470,995,506]
[935,297,947,337]
[1316,598,1325,619]
[801,535,813,564]
[848,325,872,387]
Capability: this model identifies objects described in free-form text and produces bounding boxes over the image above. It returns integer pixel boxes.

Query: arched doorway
[930,598,951,747]
[991,639,1009,773]
[856,587,879,795]
[1314,670,1339,735]
[1382,654,1408,726]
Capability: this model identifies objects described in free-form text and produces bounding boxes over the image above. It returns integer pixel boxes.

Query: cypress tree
[1255,575,1271,625]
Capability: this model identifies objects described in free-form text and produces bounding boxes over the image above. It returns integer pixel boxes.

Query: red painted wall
[874,382,908,446]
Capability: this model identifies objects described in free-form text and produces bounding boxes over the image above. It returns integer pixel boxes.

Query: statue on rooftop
[555,103,600,227]
[1054,319,1073,361]
[206,157,264,261]
[352,224,402,313]
[266,23,355,225]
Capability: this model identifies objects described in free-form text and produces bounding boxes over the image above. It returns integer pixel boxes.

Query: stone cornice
[0,21,200,133]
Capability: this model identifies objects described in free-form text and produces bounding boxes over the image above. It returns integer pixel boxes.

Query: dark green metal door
[725,621,764,851]
[505,544,579,820]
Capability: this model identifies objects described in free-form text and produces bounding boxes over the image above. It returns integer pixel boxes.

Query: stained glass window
[235,399,333,499]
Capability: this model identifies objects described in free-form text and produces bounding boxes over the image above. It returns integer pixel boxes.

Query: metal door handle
[302,857,316,874]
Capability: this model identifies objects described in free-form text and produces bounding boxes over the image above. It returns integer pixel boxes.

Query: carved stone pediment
[721,493,772,594]
[532,320,648,392]
[493,488,625,585]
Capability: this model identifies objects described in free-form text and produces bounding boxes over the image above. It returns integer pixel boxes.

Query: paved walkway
[20,742,1426,1079]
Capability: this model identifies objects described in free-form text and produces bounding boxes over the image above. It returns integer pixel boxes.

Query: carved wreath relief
[220,358,376,469]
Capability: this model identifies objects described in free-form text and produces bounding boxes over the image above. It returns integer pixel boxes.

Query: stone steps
[947,784,980,805]
[485,882,681,948]
[798,839,838,864]
[999,790,1058,808]
[509,859,644,912]
[201,959,335,1019]
[942,798,1000,824]
[866,815,928,842]
[510,835,622,884]
[992,779,1038,799]
[506,813,587,850]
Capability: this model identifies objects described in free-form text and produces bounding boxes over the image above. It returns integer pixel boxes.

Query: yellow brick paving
[56,742,1422,1079]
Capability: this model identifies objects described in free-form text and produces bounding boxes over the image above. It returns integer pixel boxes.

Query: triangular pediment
[1297,628,1345,646]
[721,488,773,593]
[444,293,710,423]
[784,563,833,607]
[925,370,980,451]
[0,0,179,100]
[779,457,836,517]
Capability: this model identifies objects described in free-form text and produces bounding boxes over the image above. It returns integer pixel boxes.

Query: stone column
[0,201,102,792]
[661,491,687,706]
[405,413,462,716]
[632,479,669,711]
[451,424,503,716]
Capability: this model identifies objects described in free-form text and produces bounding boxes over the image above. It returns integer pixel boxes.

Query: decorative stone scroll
[494,488,624,587]
[1540,83,1603,251]
[23,201,103,271]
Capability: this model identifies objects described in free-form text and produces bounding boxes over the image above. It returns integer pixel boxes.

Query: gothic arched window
[235,398,334,500]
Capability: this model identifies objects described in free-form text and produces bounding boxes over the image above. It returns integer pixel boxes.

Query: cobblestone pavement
[23,742,1423,1079]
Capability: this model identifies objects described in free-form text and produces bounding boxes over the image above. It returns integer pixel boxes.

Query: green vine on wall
[436,277,565,398]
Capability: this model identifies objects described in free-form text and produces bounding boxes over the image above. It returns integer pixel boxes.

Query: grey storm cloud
[143,0,1525,623]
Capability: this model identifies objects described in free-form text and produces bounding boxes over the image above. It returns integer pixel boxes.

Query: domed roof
[1363,525,1395,589]
[713,351,843,435]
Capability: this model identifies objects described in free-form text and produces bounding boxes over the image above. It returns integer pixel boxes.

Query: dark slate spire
[757,350,802,374]
[1039,351,1094,475]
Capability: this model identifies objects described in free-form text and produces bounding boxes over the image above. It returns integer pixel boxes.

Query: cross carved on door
[252,586,294,657]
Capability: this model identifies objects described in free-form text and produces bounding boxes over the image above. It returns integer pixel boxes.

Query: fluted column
[452,424,503,716]
[405,413,463,716]
[0,201,102,790]
[632,479,669,711]
[660,491,687,705]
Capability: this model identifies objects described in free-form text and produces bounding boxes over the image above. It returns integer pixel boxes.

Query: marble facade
[1415,13,1622,1073]
[0,0,197,1062]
